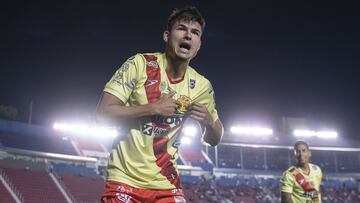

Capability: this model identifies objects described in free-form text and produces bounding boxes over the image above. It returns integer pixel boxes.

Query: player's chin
[297,159,305,164]
[175,51,193,60]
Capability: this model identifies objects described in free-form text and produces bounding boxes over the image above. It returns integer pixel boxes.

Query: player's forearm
[96,103,156,124]
[281,192,294,203]
[203,119,223,146]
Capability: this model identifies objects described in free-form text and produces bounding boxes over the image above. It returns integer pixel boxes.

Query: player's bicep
[99,92,125,108]
[96,92,125,122]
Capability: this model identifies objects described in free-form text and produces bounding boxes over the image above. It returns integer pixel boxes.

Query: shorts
[101,180,186,203]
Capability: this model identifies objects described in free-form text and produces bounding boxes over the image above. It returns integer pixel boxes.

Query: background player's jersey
[280,163,323,203]
[103,52,218,189]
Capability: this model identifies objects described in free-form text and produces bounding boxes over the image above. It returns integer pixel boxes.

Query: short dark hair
[294,140,309,150]
[167,6,205,31]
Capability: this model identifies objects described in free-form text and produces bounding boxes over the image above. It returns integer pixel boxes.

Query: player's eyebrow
[176,23,201,35]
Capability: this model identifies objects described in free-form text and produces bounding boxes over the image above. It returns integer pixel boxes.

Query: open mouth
[179,42,191,51]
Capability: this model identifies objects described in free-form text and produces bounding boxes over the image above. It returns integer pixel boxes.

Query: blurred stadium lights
[316,131,338,138]
[182,126,197,137]
[53,122,118,138]
[181,137,192,145]
[230,126,273,136]
[293,129,338,139]
[179,118,202,145]
[293,130,316,137]
[179,126,198,145]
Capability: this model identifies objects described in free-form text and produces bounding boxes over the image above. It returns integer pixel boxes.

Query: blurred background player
[96,6,224,203]
[280,141,323,203]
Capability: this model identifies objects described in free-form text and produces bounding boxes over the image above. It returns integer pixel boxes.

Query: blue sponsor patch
[312,165,318,171]
[190,79,196,89]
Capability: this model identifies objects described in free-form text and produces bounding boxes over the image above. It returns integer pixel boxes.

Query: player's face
[163,19,202,61]
[294,144,311,166]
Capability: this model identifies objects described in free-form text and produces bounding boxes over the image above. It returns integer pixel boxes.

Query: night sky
[1,1,359,139]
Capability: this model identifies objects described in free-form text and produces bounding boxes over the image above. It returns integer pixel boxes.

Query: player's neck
[297,163,310,174]
[165,56,188,81]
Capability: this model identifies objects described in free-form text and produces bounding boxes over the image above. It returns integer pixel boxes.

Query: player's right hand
[152,92,177,117]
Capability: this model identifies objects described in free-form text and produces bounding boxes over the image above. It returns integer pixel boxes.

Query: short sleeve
[280,171,294,193]
[103,54,141,103]
[195,80,219,122]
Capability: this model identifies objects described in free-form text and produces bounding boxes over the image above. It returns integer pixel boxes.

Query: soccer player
[96,6,224,203]
[280,141,323,203]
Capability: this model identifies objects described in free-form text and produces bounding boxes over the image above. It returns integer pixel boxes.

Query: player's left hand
[186,102,213,126]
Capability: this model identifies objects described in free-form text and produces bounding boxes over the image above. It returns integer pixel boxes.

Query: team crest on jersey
[176,95,192,114]
[189,79,196,89]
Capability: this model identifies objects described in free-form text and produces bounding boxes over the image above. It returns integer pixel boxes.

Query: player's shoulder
[187,66,211,88]
[124,52,162,70]
[281,166,296,182]
[285,166,297,173]
[309,163,322,173]
[137,52,163,61]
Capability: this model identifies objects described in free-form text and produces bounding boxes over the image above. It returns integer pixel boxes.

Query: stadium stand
[1,167,68,202]
[0,118,359,202]
[0,172,17,203]
[57,174,105,203]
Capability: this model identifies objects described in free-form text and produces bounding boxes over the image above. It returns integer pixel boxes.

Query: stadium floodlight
[53,122,118,138]
[293,129,338,139]
[182,126,197,137]
[230,126,273,136]
[180,137,192,145]
[316,131,338,139]
[293,130,316,137]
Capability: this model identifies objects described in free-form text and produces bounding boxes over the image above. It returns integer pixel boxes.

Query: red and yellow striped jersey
[103,52,218,189]
[280,163,323,203]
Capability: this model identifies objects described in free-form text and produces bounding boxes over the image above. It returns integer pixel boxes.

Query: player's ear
[163,31,169,43]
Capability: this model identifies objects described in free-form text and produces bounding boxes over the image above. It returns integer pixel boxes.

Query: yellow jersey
[280,163,323,203]
[103,52,218,189]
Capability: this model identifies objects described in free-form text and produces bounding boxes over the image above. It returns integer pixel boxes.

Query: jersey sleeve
[195,79,219,122]
[103,54,142,103]
[280,171,294,193]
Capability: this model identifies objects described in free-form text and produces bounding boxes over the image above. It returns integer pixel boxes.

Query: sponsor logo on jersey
[115,193,131,203]
[142,124,153,136]
[145,79,158,87]
[146,60,158,68]
[154,115,183,126]
[153,126,169,137]
[190,79,196,89]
